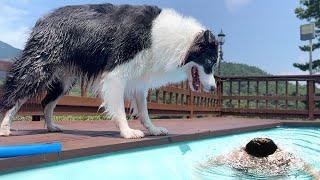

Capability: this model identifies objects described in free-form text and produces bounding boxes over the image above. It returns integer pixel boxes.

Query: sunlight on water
[0,127,319,180]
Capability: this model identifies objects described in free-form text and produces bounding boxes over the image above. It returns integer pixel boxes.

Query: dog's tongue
[191,66,200,91]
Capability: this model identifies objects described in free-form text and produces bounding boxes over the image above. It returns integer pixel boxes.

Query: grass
[12,114,141,121]
[13,115,111,121]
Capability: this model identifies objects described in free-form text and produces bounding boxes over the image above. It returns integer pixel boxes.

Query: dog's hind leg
[0,60,57,136]
[134,89,168,136]
[0,98,27,136]
[41,77,75,132]
[129,98,138,118]
[101,77,144,139]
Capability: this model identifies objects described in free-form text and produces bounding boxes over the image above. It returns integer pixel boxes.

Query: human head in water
[245,138,278,157]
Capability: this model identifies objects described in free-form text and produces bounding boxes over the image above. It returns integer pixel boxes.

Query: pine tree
[293,0,320,73]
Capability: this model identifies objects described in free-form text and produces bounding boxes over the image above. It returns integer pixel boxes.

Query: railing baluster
[147,90,151,102]
[203,97,205,107]
[285,81,288,109]
[256,81,259,109]
[156,90,160,103]
[275,81,278,110]
[238,81,241,108]
[163,91,166,104]
[266,81,268,108]
[201,97,204,107]
[296,81,299,109]
[220,81,224,110]
[176,93,179,105]
[307,80,315,119]
[181,94,184,105]
[247,81,250,108]
[229,81,232,106]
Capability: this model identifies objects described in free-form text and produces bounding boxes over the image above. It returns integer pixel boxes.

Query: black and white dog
[0,3,218,138]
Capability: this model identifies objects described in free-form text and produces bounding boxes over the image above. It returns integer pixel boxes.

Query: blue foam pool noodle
[0,142,62,158]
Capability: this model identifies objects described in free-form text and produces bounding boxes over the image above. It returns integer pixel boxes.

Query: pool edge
[1,121,319,173]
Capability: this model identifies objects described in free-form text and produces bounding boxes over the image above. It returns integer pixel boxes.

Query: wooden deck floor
[1,117,281,149]
[0,117,319,172]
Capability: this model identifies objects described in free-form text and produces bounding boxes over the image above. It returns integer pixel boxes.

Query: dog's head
[181,30,218,92]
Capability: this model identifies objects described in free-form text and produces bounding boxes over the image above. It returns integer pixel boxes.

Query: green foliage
[299,43,320,51]
[69,83,82,96]
[219,62,269,76]
[295,0,320,25]
[293,59,320,72]
[293,0,320,72]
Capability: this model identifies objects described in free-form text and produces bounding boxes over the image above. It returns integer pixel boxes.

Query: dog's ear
[204,30,215,44]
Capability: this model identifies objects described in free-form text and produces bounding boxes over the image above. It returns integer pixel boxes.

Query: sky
[0,0,319,75]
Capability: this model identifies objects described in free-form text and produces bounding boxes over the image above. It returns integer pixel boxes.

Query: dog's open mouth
[191,66,200,91]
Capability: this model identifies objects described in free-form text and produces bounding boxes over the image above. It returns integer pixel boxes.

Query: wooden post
[216,77,223,116]
[189,82,194,118]
[266,81,269,108]
[80,78,88,97]
[307,80,315,120]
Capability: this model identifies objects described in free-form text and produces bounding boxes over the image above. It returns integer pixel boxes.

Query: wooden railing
[0,60,319,119]
[217,75,320,119]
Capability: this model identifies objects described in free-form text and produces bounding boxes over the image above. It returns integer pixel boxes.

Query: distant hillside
[0,41,21,60]
[220,62,269,76]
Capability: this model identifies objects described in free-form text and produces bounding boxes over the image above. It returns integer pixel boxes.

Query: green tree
[293,0,320,73]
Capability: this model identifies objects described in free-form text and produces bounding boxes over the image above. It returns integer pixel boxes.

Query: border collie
[0,3,218,138]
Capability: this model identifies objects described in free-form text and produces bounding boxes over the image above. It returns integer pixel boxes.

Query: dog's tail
[0,55,58,112]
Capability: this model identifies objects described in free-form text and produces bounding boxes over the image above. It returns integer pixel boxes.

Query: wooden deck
[1,117,281,149]
[2,117,319,172]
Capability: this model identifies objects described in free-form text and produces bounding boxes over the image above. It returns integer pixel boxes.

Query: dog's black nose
[210,86,216,92]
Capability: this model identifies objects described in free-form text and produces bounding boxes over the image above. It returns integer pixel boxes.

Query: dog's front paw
[148,126,168,136]
[47,124,64,132]
[0,127,11,136]
[121,128,145,139]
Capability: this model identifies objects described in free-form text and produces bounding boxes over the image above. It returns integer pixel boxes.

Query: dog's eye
[205,59,213,65]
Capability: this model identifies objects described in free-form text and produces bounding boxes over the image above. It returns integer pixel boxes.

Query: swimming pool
[1,127,319,179]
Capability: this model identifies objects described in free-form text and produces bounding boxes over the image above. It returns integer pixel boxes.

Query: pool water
[1,127,319,180]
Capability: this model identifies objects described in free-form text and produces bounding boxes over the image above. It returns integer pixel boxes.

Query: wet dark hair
[245,138,278,157]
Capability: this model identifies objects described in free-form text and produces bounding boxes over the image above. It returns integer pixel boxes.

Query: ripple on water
[195,165,312,180]
[194,127,320,180]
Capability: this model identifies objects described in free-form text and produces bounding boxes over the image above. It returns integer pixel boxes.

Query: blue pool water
[1,127,319,180]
